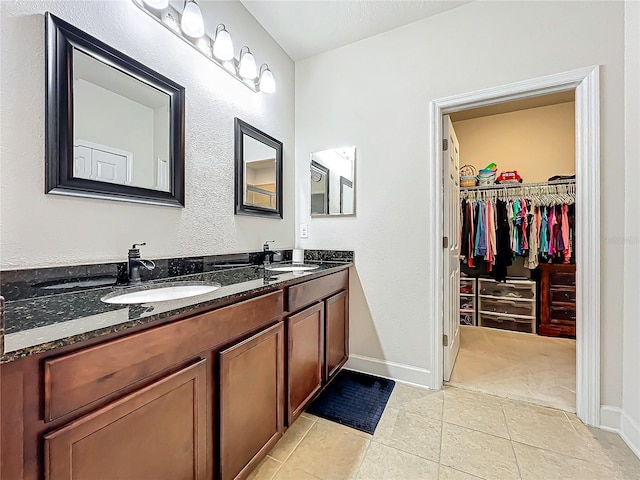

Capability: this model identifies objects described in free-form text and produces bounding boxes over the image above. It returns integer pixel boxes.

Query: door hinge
[443,236,449,249]
[443,334,449,346]
[443,138,449,151]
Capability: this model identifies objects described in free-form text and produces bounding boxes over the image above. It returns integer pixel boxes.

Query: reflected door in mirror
[310,147,355,216]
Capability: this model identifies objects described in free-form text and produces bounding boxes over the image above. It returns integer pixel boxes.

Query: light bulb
[181,0,205,38]
[239,47,257,79]
[259,65,276,93]
[143,0,168,9]
[213,24,234,61]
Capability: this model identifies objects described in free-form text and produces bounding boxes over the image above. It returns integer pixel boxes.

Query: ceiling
[240,0,472,61]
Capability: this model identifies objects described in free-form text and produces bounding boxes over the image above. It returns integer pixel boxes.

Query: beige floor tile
[570,423,640,477]
[503,401,607,463]
[448,326,576,412]
[372,407,442,462]
[268,416,315,461]
[356,442,439,480]
[513,441,624,480]
[247,456,283,480]
[313,415,373,439]
[443,388,510,438]
[285,422,369,480]
[273,463,323,480]
[438,466,484,480]
[500,397,568,420]
[440,422,520,480]
[385,383,444,420]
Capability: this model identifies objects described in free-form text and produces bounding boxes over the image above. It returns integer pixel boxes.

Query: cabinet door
[287,302,324,424]
[325,290,349,381]
[219,322,285,480]
[44,360,207,480]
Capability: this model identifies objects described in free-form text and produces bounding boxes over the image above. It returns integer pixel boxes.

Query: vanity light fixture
[180,0,205,38]
[132,0,275,93]
[142,0,168,9]
[238,46,257,80]
[259,64,276,94]
[213,24,234,61]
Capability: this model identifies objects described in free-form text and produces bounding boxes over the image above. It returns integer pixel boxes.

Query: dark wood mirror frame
[45,12,186,207]
[234,118,283,218]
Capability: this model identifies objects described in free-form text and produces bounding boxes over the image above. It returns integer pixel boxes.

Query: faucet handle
[131,243,146,249]
[263,240,275,251]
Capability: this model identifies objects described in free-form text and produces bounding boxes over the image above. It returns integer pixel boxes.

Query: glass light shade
[213,26,234,61]
[181,1,205,38]
[259,66,276,93]
[143,0,168,9]
[238,48,257,79]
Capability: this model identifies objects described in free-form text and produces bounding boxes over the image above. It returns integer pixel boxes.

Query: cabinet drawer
[478,280,535,299]
[44,290,283,422]
[551,288,576,304]
[550,306,576,323]
[479,297,535,317]
[478,312,535,334]
[551,272,575,286]
[288,269,348,312]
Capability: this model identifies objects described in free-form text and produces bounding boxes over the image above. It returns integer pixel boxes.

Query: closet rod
[460,179,575,192]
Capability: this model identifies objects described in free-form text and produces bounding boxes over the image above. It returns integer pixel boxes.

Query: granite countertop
[1,261,351,363]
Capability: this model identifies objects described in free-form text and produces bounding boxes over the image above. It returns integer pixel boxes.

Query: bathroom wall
[622,0,640,456]
[295,0,626,413]
[0,0,295,268]
[453,102,576,183]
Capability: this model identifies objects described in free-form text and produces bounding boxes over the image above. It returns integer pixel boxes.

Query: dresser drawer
[550,288,576,304]
[478,279,535,299]
[44,290,284,422]
[550,306,576,323]
[478,312,535,334]
[550,272,575,287]
[288,269,348,312]
[479,297,535,317]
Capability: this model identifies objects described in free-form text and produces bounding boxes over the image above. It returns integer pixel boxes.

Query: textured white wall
[0,0,295,268]
[622,0,640,455]
[295,1,626,407]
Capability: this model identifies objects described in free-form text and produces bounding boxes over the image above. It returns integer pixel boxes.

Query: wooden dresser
[538,264,576,338]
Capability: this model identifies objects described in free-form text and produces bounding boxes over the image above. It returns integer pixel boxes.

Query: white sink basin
[266,264,320,272]
[102,284,220,305]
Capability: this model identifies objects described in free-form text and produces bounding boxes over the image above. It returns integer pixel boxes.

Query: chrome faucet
[263,240,275,267]
[128,243,155,284]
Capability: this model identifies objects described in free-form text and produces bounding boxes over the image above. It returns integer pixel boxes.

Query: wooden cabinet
[287,302,324,424]
[325,290,348,381]
[219,322,285,480]
[539,264,576,338]
[44,360,208,480]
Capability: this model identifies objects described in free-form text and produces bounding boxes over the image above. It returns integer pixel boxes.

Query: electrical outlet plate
[300,224,308,239]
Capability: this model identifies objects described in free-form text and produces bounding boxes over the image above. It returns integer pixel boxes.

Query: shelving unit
[477,278,537,333]
[459,277,477,326]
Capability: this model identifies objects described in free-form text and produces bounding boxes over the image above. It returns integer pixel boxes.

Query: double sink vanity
[0,250,352,480]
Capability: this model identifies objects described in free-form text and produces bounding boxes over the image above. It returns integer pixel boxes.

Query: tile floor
[448,326,576,412]
[249,384,640,480]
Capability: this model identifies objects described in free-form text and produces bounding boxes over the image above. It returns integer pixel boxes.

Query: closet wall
[453,102,575,182]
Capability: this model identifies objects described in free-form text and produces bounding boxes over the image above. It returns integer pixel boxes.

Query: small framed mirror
[310,147,356,216]
[234,118,283,218]
[45,13,185,207]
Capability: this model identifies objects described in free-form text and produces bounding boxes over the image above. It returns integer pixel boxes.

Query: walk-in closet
[445,92,578,412]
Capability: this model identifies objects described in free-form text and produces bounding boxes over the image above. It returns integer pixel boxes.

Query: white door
[93,149,128,185]
[73,145,93,180]
[443,115,461,382]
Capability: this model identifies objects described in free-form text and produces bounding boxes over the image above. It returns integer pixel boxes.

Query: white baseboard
[620,410,640,459]
[600,405,621,431]
[345,354,432,388]
[598,406,640,459]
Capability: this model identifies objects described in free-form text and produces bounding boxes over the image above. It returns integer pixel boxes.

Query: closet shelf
[478,293,535,303]
[460,178,575,192]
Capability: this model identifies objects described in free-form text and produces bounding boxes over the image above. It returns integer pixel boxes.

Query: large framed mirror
[45,13,185,207]
[310,147,356,216]
[234,118,283,218]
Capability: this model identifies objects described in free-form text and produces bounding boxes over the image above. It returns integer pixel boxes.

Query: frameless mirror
[310,147,356,216]
[46,13,185,207]
[234,118,283,218]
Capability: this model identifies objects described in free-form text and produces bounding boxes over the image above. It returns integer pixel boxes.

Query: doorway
[428,66,601,426]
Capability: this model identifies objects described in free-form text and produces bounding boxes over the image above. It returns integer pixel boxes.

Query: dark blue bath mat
[306,370,395,434]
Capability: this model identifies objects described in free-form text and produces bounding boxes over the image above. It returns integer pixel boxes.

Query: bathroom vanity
[0,261,350,480]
